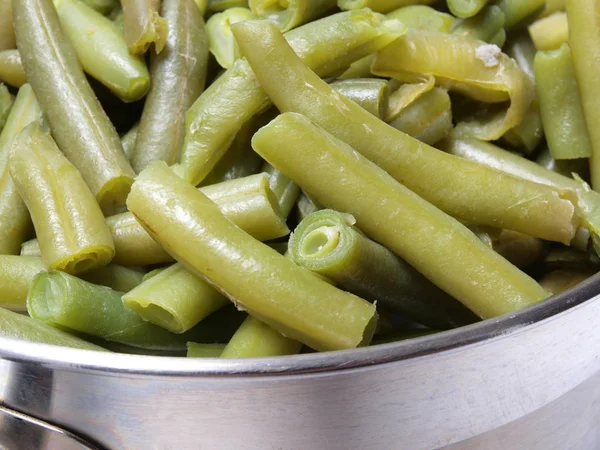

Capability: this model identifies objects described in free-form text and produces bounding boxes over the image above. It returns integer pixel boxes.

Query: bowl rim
[1,272,600,378]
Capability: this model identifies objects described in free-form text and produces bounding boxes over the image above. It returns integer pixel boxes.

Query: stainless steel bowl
[2,274,600,450]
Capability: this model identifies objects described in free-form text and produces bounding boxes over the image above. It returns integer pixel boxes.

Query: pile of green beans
[0,0,599,359]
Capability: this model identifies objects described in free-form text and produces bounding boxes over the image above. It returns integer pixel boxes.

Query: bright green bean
[496,0,545,29]
[13,0,136,214]
[0,50,26,87]
[120,123,138,163]
[0,84,12,132]
[451,5,505,43]
[0,84,40,255]
[221,316,302,358]
[181,10,406,186]
[9,123,115,274]
[206,7,253,70]
[0,0,15,51]
[131,0,209,173]
[528,12,568,51]
[187,342,226,357]
[234,20,577,244]
[120,0,167,55]
[447,0,489,18]
[123,263,229,334]
[250,0,336,32]
[209,0,248,11]
[534,44,592,160]
[0,306,108,351]
[127,162,378,351]
[54,0,150,102]
[289,209,478,328]
[252,112,550,319]
[261,162,300,218]
[330,78,389,118]
[386,5,455,32]
[566,0,600,189]
[80,264,145,293]
[0,255,45,311]
[338,0,435,14]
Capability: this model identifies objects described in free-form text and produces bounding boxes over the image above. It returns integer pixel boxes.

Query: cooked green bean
[0,306,108,351]
[447,0,489,18]
[536,147,589,180]
[54,0,150,102]
[488,28,506,47]
[0,84,40,255]
[221,316,303,358]
[492,230,546,269]
[252,112,550,319]
[19,239,39,257]
[82,0,119,15]
[385,76,435,122]
[387,5,455,32]
[182,10,405,186]
[120,123,138,163]
[187,342,225,357]
[295,190,323,221]
[566,0,600,189]
[13,0,136,214]
[0,50,26,87]
[451,5,505,43]
[544,0,565,15]
[127,162,377,351]
[10,123,115,274]
[234,20,577,244]
[131,0,208,173]
[496,0,545,29]
[373,29,533,141]
[544,247,599,271]
[528,12,568,51]
[0,84,12,132]
[289,210,478,328]
[338,0,435,14]
[206,7,253,70]
[0,0,15,51]
[534,44,592,160]
[123,263,229,334]
[120,0,168,55]
[80,264,145,293]
[330,79,389,118]
[388,87,452,145]
[0,255,45,311]
[249,0,336,32]
[539,270,596,295]
[261,162,299,218]
[194,0,208,15]
[209,0,248,11]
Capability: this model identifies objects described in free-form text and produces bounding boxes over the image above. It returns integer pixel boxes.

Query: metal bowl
[2,274,600,450]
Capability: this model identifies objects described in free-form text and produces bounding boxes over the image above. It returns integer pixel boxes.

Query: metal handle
[0,404,100,450]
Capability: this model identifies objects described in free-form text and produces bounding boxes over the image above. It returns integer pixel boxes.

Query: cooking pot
[1,274,600,450]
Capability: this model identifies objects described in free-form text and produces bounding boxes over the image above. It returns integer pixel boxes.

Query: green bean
[194,0,208,15]
[54,0,150,102]
[488,28,506,47]
[492,230,546,269]
[10,123,115,274]
[503,31,543,153]
[451,5,505,43]
[127,162,377,351]
[131,0,208,173]
[338,0,435,14]
[289,210,478,328]
[388,87,453,145]
[539,269,597,295]
[0,306,108,351]
[385,76,435,122]
[534,44,592,160]
[234,20,577,244]
[120,123,138,163]
[330,79,389,118]
[337,54,376,80]
[187,342,226,357]
[81,0,119,15]
[181,10,406,186]
[19,239,39,257]
[566,0,600,189]
[447,0,489,18]
[249,0,336,32]
[0,0,15,51]
[80,264,145,293]
[221,316,302,358]
[120,0,168,55]
[0,50,26,87]
[206,7,252,70]
[0,84,41,255]
[209,0,248,11]
[0,84,12,132]
[496,0,545,29]
[386,5,455,32]
[252,112,550,318]
[544,0,565,15]
[13,0,136,214]
[0,255,45,311]
[123,263,229,334]
[373,29,533,141]
[295,190,323,221]
[536,147,589,181]
[142,267,167,282]
[528,12,568,51]
[261,162,300,218]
